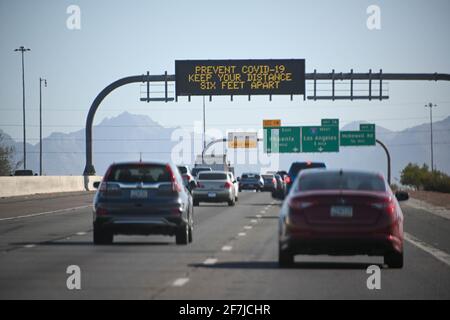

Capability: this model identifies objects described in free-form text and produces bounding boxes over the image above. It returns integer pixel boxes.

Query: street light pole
[14,46,31,170]
[39,78,47,176]
[425,103,437,172]
[202,96,206,164]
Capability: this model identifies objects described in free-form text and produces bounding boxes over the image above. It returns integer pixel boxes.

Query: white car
[227,172,239,202]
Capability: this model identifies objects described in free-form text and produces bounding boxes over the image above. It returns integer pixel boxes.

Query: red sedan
[278,169,408,268]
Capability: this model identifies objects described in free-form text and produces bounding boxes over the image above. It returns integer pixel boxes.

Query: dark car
[93,161,194,245]
[191,166,212,179]
[272,174,286,199]
[278,169,407,268]
[262,174,277,192]
[238,173,264,192]
[285,162,326,194]
[13,170,34,176]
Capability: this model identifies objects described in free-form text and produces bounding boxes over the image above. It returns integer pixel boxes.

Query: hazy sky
[1,0,450,144]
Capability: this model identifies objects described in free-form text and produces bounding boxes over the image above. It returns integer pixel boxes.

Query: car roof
[299,168,383,178]
[109,161,171,167]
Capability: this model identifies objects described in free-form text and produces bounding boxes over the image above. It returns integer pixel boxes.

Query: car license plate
[208,192,216,198]
[330,206,353,218]
[130,190,148,199]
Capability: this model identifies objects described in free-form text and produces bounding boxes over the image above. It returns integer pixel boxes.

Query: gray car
[92,161,193,245]
[192,171,236,206]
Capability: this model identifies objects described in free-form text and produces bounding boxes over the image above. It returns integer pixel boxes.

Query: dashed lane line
[0,205,91,222]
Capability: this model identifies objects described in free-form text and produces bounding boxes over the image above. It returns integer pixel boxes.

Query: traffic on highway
[1,0,450,306]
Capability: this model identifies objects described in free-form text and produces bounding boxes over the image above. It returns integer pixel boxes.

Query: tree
[0,132,18,176]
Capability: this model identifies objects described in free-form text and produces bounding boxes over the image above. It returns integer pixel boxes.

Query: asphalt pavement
[0,191,449,299]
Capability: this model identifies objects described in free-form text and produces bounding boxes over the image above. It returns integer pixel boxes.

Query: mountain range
[1,112,449,180]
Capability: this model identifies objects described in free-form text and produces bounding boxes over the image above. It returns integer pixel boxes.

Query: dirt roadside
[409,191,450,209]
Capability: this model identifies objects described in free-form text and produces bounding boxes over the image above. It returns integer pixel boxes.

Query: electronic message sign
[175,59,305,97]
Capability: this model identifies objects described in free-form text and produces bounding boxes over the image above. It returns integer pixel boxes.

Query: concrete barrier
[0,176,103,198]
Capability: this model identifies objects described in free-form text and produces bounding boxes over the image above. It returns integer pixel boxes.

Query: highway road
[0,191,449,299]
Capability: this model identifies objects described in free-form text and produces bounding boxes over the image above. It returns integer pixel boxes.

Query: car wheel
[278,245,294,268]
[228,198,235,206]
[188,225,193,243]
[193,200,199,207]
[384,251,403,268]
[235,196,238,202]
[176,224,189,245]
[93,226,113,245]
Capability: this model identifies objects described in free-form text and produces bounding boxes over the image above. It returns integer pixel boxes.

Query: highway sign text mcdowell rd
[340,131,376,146]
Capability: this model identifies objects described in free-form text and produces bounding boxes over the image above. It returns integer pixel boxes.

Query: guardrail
[0,176,103,198]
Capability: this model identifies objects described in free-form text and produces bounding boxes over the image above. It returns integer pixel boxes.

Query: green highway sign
[321,118,339,127]
[301,126,339,153]
[340,131,376,146]
[360,123,375,131]
[264,126,301,153]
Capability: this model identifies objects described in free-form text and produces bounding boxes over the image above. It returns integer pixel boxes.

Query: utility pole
[14,46,31,170]
[39,78,47,176]
[202,96,206,164]
[425,103,437,172]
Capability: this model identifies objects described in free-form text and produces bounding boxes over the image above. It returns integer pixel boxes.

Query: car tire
[193,200,199,207]
[278,245,294,268]
[93,226,113,245]
[384,251,403,268]
[228,199,235,206]
[176,224,189,245]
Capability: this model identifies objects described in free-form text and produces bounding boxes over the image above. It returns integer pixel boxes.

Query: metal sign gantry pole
[83,71,450,176]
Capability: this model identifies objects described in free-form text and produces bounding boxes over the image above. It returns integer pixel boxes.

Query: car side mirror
[93,181,101,189]
[395,191,409,202]
[189,180,197,191]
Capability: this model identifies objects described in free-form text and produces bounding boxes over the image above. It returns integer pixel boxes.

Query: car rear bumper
[94,215,186,236]
[239,184,262,190]
[281,232,402,256]
[193,190,233,202]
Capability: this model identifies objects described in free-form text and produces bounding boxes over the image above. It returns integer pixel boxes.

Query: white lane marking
[75,232,87,236]
[24,244,36,249]
[172,278,190,287]
[259,210,266,214]
[244,225,252,230]
[221,245,233,251]
[203,258,218,265]
[238,232,246,237]
[251,219,258,223]
[0,205,90,222]
[256,214,262,218]
[404,232,450,267]
[402,199,450,221]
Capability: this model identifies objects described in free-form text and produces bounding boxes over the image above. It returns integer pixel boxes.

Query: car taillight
[99,182,121,196]
[96,207,108,216]
[284,176,291,184]
[223,181,232,189]
[166,164,182,193]
[371,198,396,216]
[272,178,276,184]
[288,198,315,211]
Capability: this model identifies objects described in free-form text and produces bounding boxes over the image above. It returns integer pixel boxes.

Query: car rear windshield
[192,168,211,175]
[198,173,228,180]
[242,174,260,179]
[289,162,326,176]
[106,164,171,183]
[262,175,274,179]
[177,166,188,174]
[296,171,386,192]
